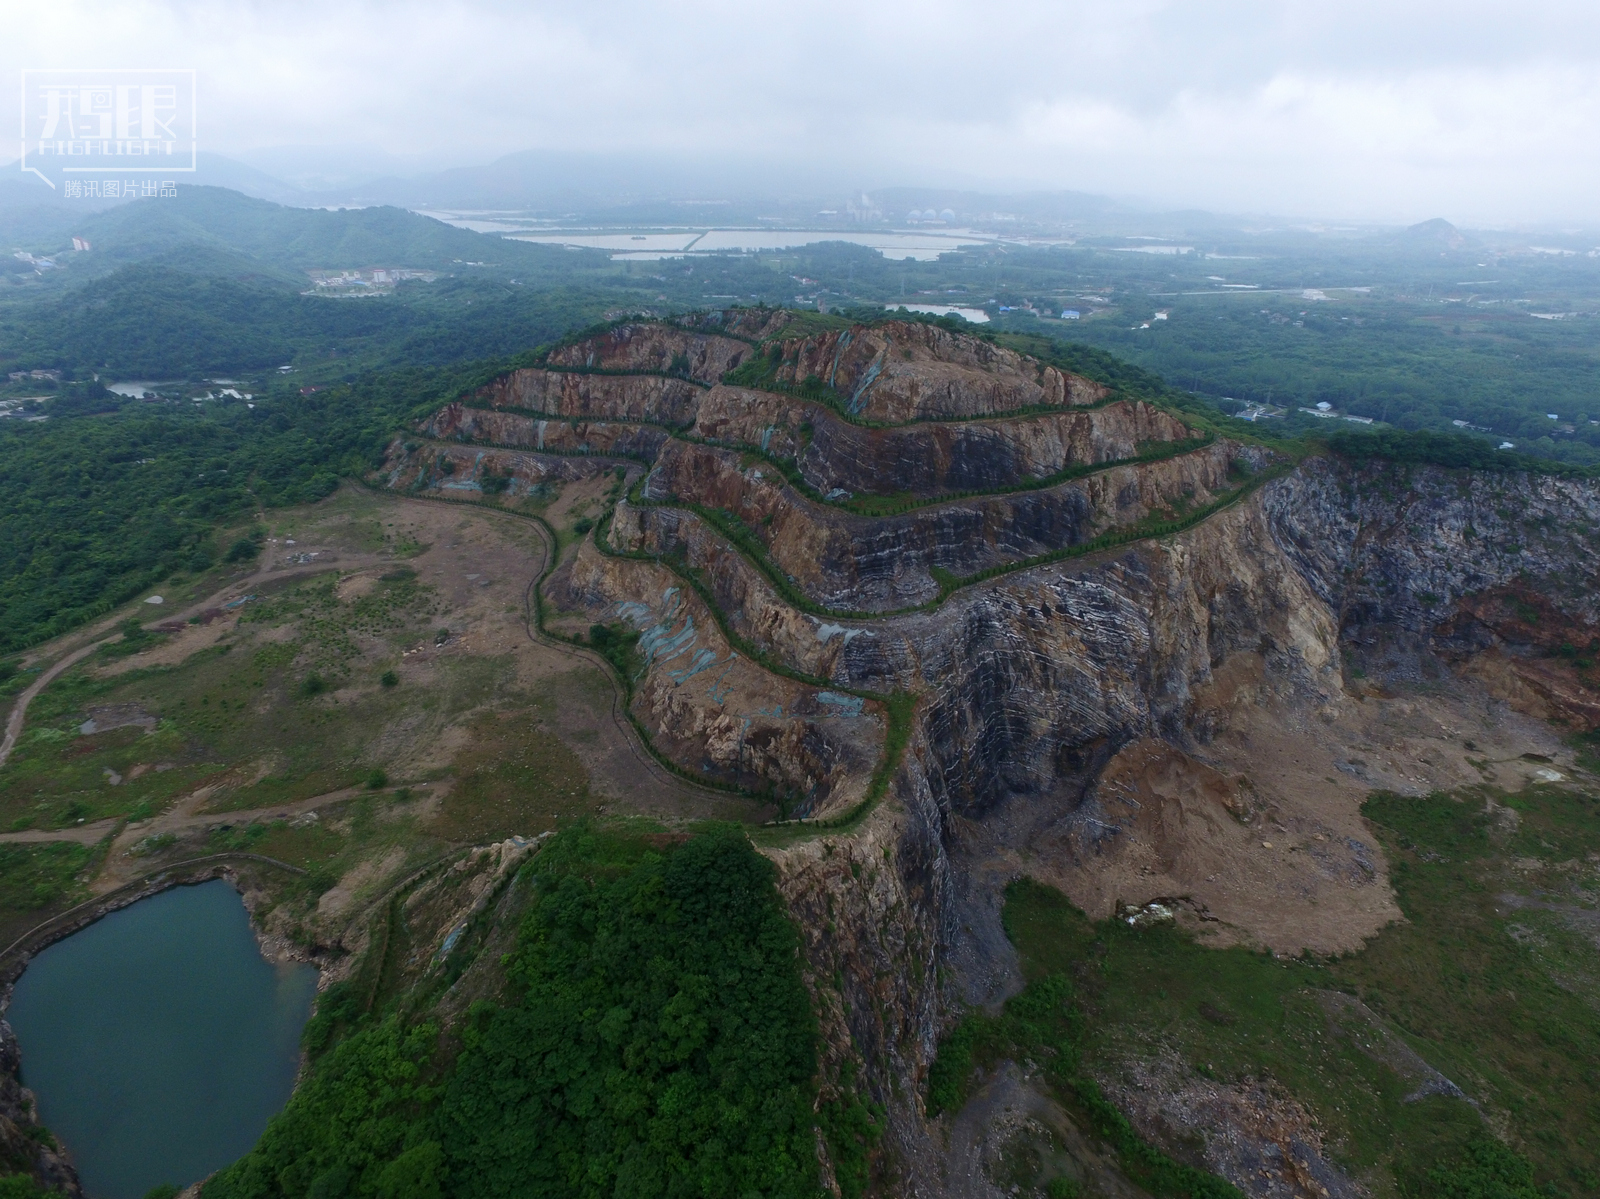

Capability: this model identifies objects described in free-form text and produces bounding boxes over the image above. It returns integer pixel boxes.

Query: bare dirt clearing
[0,486,760,947]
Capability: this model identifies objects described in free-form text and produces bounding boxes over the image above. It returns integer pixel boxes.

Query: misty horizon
[7,1,1600,227]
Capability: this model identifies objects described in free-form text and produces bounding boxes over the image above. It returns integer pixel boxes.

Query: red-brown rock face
[544,323,752,383]
[772,320,1107,420]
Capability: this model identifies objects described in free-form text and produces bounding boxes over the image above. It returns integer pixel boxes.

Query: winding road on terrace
[0,549,388,773]
[0,490,731,893]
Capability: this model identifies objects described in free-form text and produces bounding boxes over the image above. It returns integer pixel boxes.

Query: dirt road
[0,549,390,772]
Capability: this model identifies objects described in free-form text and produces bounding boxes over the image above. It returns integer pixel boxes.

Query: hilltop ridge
[376,308,1600,1193]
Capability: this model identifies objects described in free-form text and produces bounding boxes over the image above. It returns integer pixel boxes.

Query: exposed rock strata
[543,324,752,384]
[639,438,1241,611]
[770,320,1107,421]
[800,400,1195,498]
[478,368,702,424]
[547,542,883,816]
[694,385,1196,497]
[423,403,670,460]
[1263,458,1600,726]
[766,765,950,1192]
[386,441,624,496]
[386,312,1600,1198]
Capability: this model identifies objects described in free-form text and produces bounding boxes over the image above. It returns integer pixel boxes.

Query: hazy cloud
[5,0,1599,223]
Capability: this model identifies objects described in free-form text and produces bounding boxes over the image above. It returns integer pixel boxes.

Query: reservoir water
[6,881,318,1199]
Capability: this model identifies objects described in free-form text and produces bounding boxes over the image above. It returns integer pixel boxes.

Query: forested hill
[0,258,622,377]
[0,366,462,653]
[4,186,590,277]
[0,190,660,378]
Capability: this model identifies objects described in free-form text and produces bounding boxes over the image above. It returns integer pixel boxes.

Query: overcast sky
[7,0,1600,225]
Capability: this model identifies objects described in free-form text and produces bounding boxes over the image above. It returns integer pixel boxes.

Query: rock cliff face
[477,368,702,424]
[769,320,1107,420]
[636,438,1240,611]
[0,1022,82,1197]
[543,324,752,384]
[796,399,1195,498]
[689,386,1192,498]
[547,542,885,814]
[385,311,1600,1198]
[764,747,953,1189]
[423,403,670,460]
[384,441,622,498]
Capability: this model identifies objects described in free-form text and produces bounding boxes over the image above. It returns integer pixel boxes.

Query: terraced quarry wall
[543,323,754,384]
[635,437,1241,611]
[385,312,1301,814]
[768,319,1108,420]
[383,311,1600,1197]
[476,367,702,424]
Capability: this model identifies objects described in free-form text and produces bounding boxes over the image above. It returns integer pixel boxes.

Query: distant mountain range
[0,150,1356,239]
[0,184,599,280]
[7,148,1592,251]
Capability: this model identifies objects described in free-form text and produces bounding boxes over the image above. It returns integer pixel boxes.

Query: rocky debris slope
[1098,1053,1365,1199]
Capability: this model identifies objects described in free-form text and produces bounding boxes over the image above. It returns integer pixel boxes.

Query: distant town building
[1060,309,1080,319]
[303,267,436,293]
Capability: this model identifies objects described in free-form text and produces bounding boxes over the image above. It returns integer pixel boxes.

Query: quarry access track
[0,553,395,773]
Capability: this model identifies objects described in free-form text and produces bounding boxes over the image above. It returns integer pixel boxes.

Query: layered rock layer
[694,385,1197,497]
[769,320,1108,420]
[385,311,1600,1198]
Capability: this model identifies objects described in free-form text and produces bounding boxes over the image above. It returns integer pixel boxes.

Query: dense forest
[0,365,480,652]
[0,259,623,379]
[1030,298,1600,461]
[204,823,864,1199]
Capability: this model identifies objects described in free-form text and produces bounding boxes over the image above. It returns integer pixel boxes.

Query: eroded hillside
[377,310,1600,1199]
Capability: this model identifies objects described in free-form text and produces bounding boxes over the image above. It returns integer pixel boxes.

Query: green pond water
[6,880,318,1199]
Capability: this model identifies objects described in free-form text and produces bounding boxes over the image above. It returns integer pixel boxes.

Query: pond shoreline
[0,855,321,1199]
[0,853,313,992]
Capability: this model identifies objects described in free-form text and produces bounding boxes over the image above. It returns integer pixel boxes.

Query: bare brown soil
[0,486,761,938]
[964,645,1582,959]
